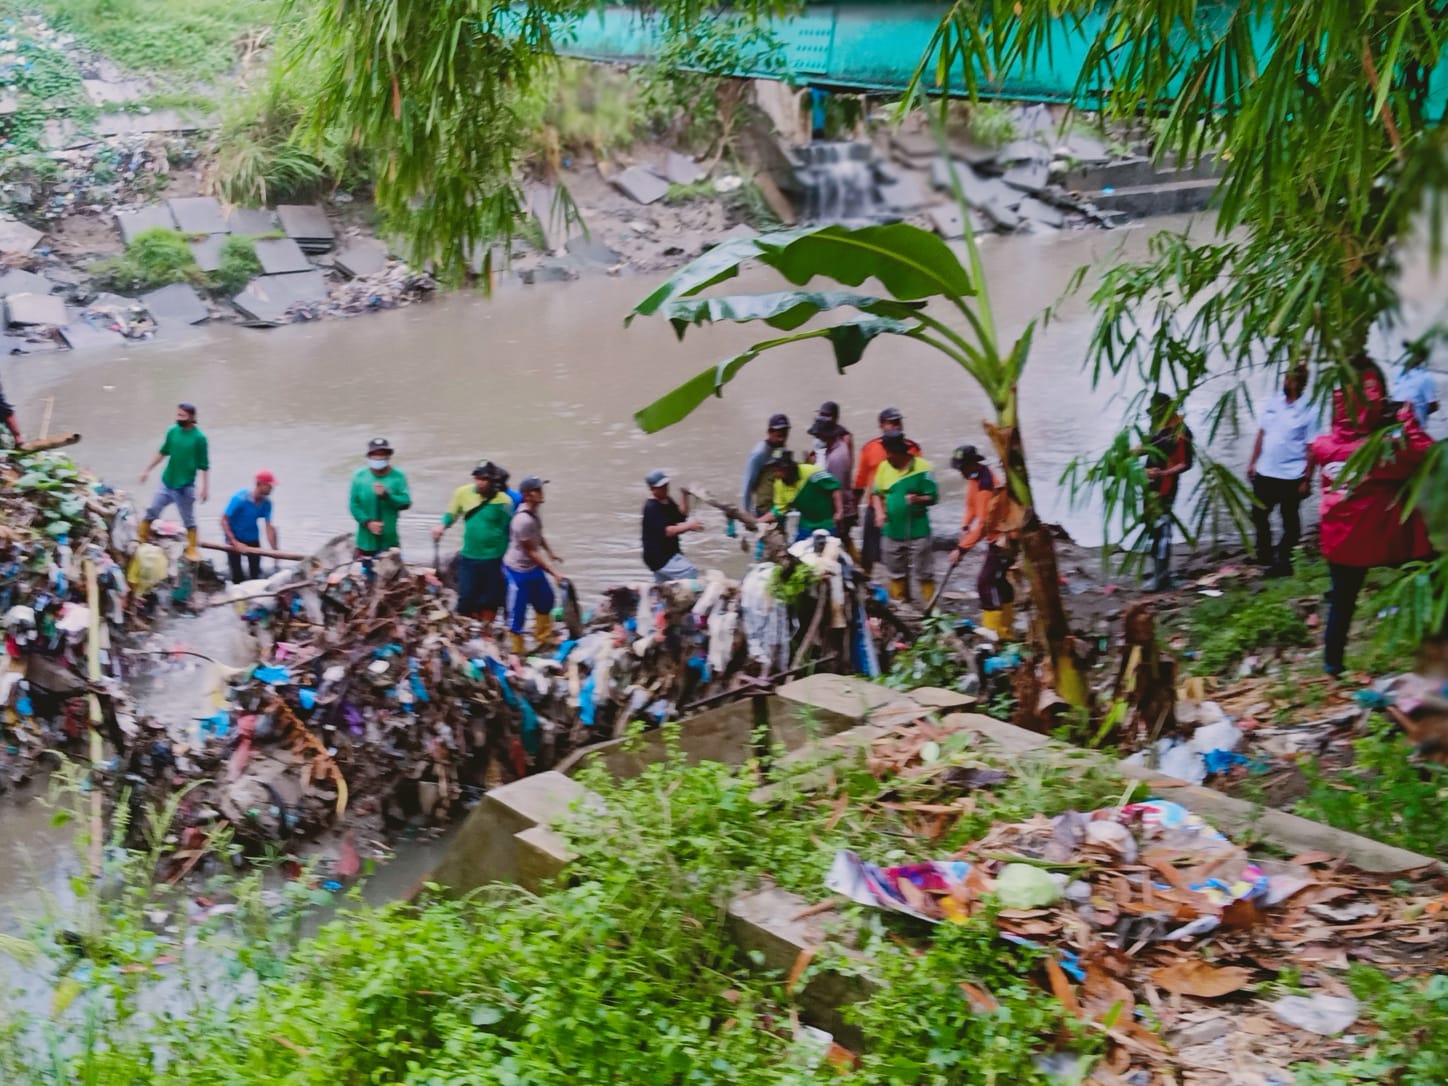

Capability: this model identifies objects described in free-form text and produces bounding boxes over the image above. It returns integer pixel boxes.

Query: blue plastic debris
[1202,749,1249,776]
[1351,689,1391,710]
[298,688,317,710]
[200,711,231,738]
[253,665,290,685]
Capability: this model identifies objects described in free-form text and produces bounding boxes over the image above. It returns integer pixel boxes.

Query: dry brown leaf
[1237,1015,1278,1036]
[959,980,1000,1012]
[1149,959,1255,998]
[786,947,815,992]
[1046,958,1084,1018]
[1290,850,1338,866]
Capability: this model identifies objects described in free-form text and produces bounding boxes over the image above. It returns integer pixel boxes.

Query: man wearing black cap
[349,437,411,557]
[642,469,702,583]
[503,476,564,653]
[952,445,1015,637]
[739,413,791,524]
[854,407,920,576]
[0,378,22,446]
[435,461,512,622]
[138,402,210,560]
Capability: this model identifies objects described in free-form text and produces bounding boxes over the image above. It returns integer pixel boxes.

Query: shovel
[923,550,965,617]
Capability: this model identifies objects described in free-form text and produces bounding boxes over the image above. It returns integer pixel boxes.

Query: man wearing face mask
[138,402,209,561]
[349,437,412,557]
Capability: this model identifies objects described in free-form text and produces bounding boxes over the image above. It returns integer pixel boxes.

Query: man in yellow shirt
[872,433,938,602]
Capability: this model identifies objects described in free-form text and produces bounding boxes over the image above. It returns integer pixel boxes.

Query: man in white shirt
[1390,339,1439,428]
[1247,365,1316,577]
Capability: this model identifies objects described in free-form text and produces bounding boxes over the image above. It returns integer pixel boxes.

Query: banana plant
[627,212,1088,709]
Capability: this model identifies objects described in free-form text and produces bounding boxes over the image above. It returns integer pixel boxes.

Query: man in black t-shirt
[642,469,702,583]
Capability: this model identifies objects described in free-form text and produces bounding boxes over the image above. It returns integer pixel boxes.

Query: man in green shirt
[138,402,210,560]
[758,448,844,541]
[872,432,938,603]
[433,461,512,622]
[349,437,412,558]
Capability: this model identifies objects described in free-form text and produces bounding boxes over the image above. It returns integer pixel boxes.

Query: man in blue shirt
[1390,340,1440,428]
[220,470,279,583]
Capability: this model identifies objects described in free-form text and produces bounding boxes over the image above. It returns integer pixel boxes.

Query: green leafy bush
[1295,716,1448,859]
[211,234,262,294]
[90,226,200,290]
[1296,966,1448,1084]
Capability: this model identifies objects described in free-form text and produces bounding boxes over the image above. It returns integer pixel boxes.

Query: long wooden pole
[199,541,305,560]
[84,558,103,879]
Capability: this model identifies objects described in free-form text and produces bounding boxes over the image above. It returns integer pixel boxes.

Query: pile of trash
[283,264,437,323]
[130,531,878,853]
[1,447,136,777]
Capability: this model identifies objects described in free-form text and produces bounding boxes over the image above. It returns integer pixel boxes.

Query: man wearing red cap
[220,471,278,583]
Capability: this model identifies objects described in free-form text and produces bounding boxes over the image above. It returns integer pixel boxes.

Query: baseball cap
[519,475,548,493]
[881,432,910,454]
[367,437,393,454]
[817,400,840,420]
[807,414,836,439]
[645,469,670,488]
[878,406,903,424]
[472,459,500,479]
[950,445,982,469]
[767,413,791,431]
[255,469,276,486]
[178,402,197,416]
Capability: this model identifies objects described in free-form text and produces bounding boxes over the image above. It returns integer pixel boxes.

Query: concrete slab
[0,268,54,297]
[276,204,335,248]
[167,196,228,235]
[141,282,209,327]
[4,292,67,326]
[611,165,669,205]
[514,824,576,892]
[1017,196,1066,227]
[998,139,1053,164]
[188,234,225,272]
[253,237,312,275]
[332,239,388,278]
[58,316,127,351]
[774,673,919,734]
[227,207,279,236]
[230,270,328,324]
[664,152,703,186]
[42,118,90,151]
[564,235,622,267]
[927,204,966,239]
[0,219,44,257]
[908,687,978,711]
[116,205,179,245]
[81,78,148,106]
[1060,133,1111,164]
[878,173,933,212]
[95,109,211,136]
[1002,161,1049,193]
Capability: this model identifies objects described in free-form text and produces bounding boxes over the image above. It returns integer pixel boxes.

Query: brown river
[2,217,1443,927]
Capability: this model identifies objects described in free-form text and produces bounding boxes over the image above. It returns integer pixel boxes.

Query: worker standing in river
[504,476,564,654]
[0,378,21,446]
[873,432,937,603]
[434,461,512,623]
[642,469,702,583]
[854,407,920,577]
[951,445,1015,637]
[737,413,791,526]
[758,448,845,541]
[1141,393,1194,593]
[220,470,279,583]
[349,437,411,558]
[138,402,209,561]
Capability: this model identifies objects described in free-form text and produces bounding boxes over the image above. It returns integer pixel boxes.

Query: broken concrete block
[978,195,1022,231]
[141,283,209,327]
[611,165,670,205]
[81,78,148,107]
[998,139,1052,164]
[0,219,44,257]
[1017,196,1066,227]
[253,237,312,275]
[927,205,966,240]
[564,236,622,267]
[1060,133,1111,164]
[878,173,933,213]
[333,239,389,278]
[57,316,126,352]
[0,268,54,297]
[1002,161,1049,193]
[664,152,703,186]
[231,270,329,324]
[4,292,67,327]
[276,204,336,251]
[95,110,210,137]
[188,235,225,273]
[116,205,179,245]
[227,207,279,236]
[167,196,228,235]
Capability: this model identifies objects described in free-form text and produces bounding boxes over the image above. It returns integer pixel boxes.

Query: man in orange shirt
[952,445,1015,637]
[853,406,921,577]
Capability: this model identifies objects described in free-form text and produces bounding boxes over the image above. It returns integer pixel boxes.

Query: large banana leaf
[629,223,974,323]
[634,318,917,433]
[660,291,927,338]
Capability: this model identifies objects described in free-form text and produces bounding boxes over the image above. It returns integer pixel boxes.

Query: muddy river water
[2,217,1443,927]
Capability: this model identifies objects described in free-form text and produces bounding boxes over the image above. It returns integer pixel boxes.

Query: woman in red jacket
[1310,363,1435,675]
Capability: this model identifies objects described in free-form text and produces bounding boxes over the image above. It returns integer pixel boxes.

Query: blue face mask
[368,457,390,471]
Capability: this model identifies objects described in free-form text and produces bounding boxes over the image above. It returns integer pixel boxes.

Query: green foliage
[769,560,820,606]
[521,60,647,170]
[1296,967,1448,1084]
[881,611,973,692]
[962,100,1018,147]
[211,235,261,295]
[91,226,200,291]
[1296,716,1448,859]
[1176,560,1325,676]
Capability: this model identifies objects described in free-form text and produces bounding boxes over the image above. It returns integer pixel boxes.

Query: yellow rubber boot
[137,519,152,543]
[887,578,907,601]
[534,612,554,647]
[980,610,1003,636]
[999,603,1016,637]
[919,581,937,606]
[510,632,527,656]
[184,528,200,562]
